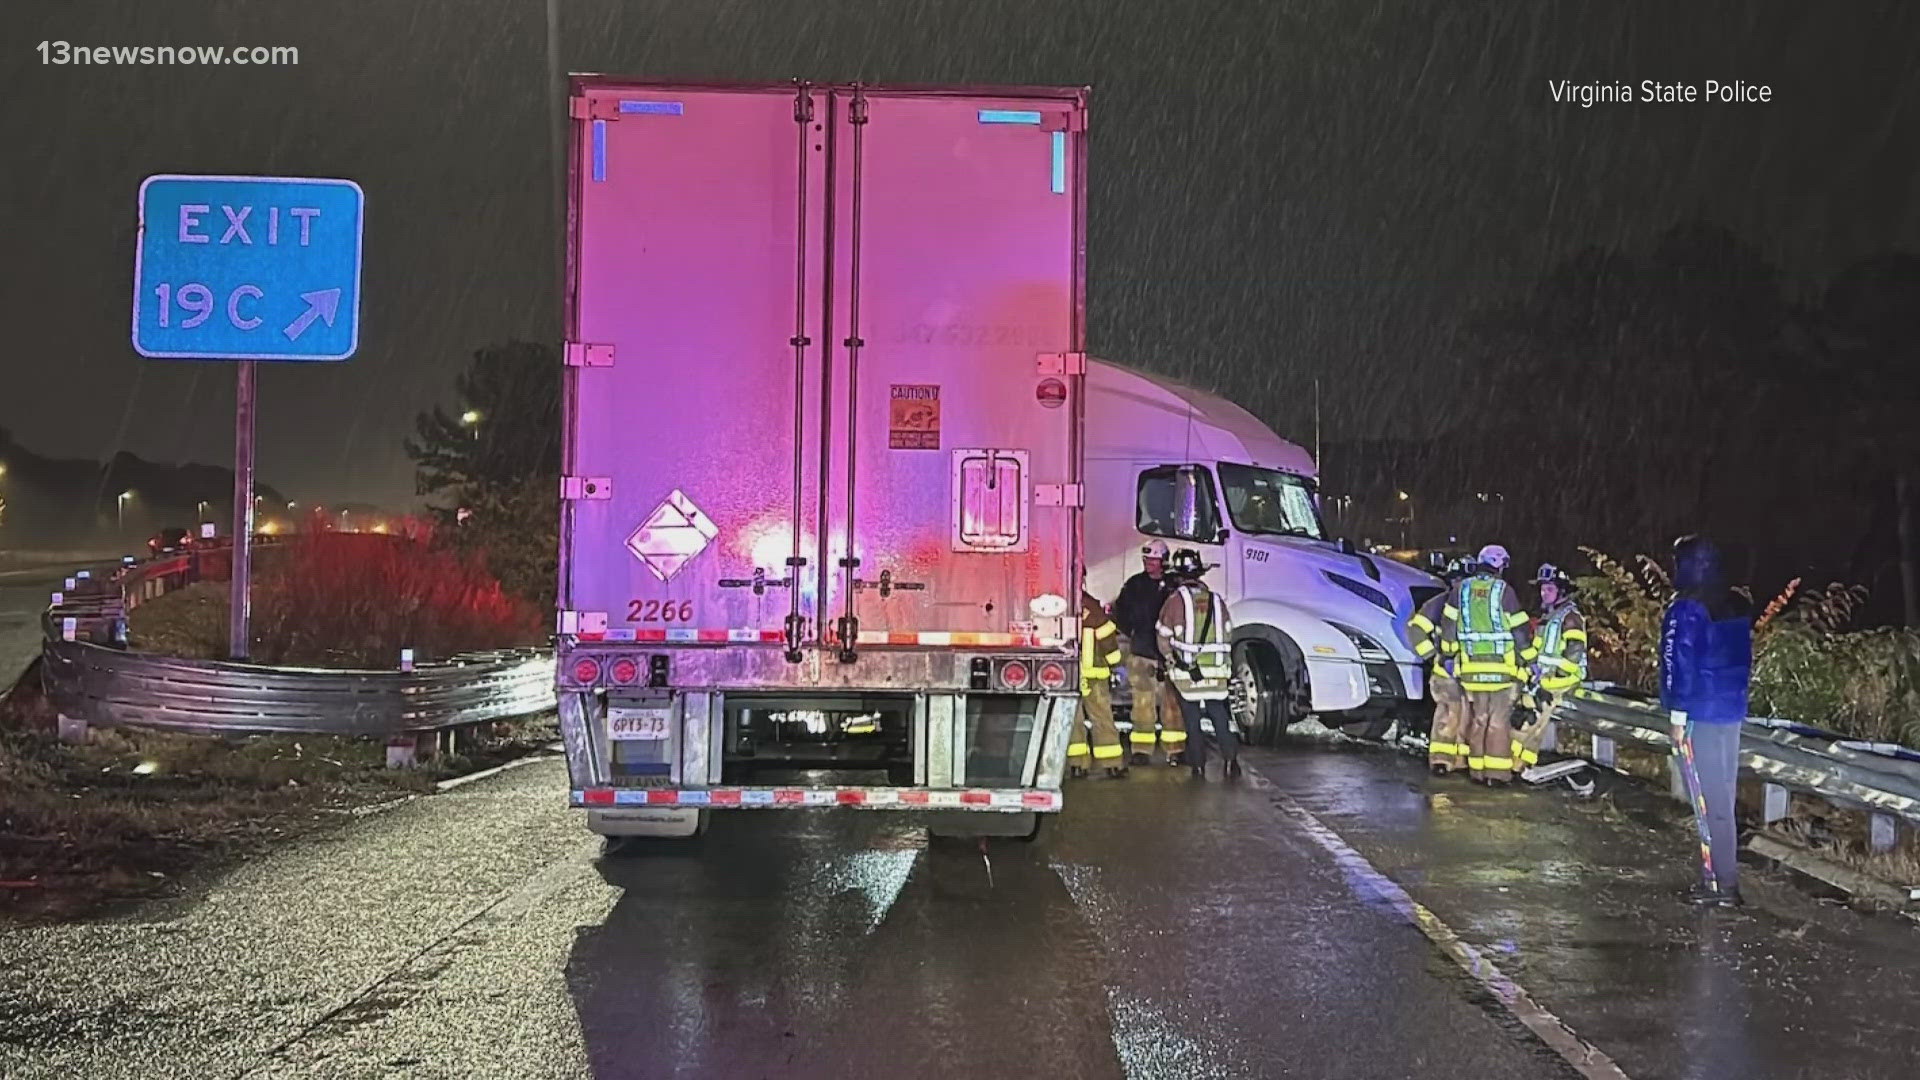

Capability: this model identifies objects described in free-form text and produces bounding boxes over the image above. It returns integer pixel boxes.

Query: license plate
[611,711,671,740]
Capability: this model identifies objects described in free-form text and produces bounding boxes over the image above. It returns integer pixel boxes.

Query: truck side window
[1136,465,1222,543]
[953,449,1029,551]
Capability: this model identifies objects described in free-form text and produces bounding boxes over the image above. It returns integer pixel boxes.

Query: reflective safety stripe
[1510,740,1539,766]
[1408,613,1436,633]
[1161,730,1188,744]
[1442,605,1459,620]
[1480,755,1514,770]
[1067,741,1091,756]
[1506,610,1530,629]
[1429,741,1468,756]
[1413,639,1435,657]
[1466,755,1485,769]
[1562,628,1588,642]
[1129,732,1158,746]
[1092,744,1124,760]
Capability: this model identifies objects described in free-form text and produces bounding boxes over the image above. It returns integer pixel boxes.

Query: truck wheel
[1232,642,1293,747]
[1340,716,1395,742]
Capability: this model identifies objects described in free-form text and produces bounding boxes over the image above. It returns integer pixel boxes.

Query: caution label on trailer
[888,384,941,449]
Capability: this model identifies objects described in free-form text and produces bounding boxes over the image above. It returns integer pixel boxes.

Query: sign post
[133,174,364,659]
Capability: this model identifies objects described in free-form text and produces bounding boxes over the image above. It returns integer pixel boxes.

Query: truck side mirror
[1214,528,1230,544]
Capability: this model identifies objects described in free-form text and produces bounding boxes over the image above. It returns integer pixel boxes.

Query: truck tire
[1232,641,1295,748]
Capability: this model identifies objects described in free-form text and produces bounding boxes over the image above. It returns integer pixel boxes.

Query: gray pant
[1687,721,1742,892]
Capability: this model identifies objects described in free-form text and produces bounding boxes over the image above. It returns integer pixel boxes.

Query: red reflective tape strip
[899,790,930,805]
[1022,791,1056,808]
[633,629,667,642]
[645,790,678,805]
[836,790,865,805]
[583,789,615,806]
[774,789,804,804]
[696,629,727,643]
[577,632,606,642]
[960,791,992,805]
[710,788,742,805]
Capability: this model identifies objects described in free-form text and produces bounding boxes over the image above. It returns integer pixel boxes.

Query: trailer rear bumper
[571,785,1061,811]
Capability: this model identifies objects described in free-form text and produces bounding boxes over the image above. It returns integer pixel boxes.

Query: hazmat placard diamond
[627,490,718,582]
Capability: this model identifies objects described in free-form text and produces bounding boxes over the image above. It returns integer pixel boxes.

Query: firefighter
[1512,563,1587,777]
[1114,539,1186,765]
[1408,558,1470,775]
[1156,548,1241,779]
[1438,544,1535,785]
[1070,587,1129,778]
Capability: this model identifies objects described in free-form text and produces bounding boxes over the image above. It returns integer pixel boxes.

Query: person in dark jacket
[1660,535,1753,906]
[1113,539,1185,765]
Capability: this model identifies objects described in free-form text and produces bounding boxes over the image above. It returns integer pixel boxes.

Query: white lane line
[1243,764,1633,1080]
[434,751,559,791]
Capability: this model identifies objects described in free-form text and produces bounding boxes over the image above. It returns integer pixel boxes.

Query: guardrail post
[1870,813,1899,854]
[1592,735,1616,769]
[1762,782,1790,825]
[56,713,88,743]
[386,732,436,768]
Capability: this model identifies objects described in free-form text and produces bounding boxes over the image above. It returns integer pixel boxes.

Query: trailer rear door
[818,90,1084,649]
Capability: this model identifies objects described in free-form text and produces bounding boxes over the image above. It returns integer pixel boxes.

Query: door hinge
[1035,483,1085,507]
[562,476,613,500]
[569,96,620,121]
[1040,111,1086,133]
[1037,352,1087,376]
[564,341,615,367]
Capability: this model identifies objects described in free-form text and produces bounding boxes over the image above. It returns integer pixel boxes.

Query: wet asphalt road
[4,741,1920,1079]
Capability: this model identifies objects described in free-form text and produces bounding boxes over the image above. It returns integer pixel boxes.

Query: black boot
[1130,752,1152,767]
[1106,766,1129,779]
[1069,765,1088,779]
[1190,763,1206,778]
[1166,752,1185,767]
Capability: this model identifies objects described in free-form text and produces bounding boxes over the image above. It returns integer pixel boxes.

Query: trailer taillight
[1036,660,1070,691]
[608,657,639,685]
[570,657,602,686]
[996,659,1031,691]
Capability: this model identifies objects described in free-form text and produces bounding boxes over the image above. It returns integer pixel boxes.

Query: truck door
[567,85,829,649]
[817,90,1083,649]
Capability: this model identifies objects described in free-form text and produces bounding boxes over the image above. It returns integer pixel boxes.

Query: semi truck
[555,79,1088,839]
[1084,360,1444,744]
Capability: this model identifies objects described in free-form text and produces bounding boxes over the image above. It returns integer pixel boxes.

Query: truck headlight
[1332,625,1392,663]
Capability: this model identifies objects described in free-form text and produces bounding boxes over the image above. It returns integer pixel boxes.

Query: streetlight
[197,500,209,520]
[117,490,135,531]
[460,409,481,441]
[1396,491,1414,548]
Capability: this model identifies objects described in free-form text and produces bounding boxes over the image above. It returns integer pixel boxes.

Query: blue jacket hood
[1673,535,1722,592]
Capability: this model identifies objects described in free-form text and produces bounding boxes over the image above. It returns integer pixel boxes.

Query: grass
[0,659,557,924]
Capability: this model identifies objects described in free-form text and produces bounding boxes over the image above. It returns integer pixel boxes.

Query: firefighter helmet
[1167,548,1207,579]
[1477,544,1511,572]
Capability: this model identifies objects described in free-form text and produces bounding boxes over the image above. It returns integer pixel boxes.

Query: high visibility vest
[1533,604,1588,693]
[1081,612,1123,686]
[1451,577,1523,689]
[1162,584,1232,699]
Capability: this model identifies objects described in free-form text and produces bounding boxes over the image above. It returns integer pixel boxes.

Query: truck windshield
[1217,462,1324,539]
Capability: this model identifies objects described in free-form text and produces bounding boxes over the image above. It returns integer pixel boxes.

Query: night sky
[5,1,1915,509]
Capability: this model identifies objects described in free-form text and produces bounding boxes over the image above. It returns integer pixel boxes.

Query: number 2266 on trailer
[132,175,363,361]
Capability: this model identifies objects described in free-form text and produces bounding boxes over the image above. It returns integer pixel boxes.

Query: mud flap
[925,810,1040,840]
[589,807,708,838]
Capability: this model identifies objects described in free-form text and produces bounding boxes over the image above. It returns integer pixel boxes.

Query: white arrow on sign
[282,288,342,341]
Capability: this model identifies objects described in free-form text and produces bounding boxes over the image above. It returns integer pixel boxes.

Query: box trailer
[556,79,1088,839]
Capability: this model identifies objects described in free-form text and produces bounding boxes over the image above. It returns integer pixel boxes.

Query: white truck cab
[1084,360,1444,742]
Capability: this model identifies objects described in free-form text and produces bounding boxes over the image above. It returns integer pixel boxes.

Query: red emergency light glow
[998,659,1031,690]
[608,657,640,684]
[571,657,602,685]
[1036,660,1070,690]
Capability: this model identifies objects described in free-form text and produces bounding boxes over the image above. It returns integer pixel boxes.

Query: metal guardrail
[37,546,557,739]
[41,641,555,736]
[1553,685,1920,831]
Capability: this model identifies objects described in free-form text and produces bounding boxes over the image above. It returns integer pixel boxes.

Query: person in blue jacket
[1660,535,1754,906]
